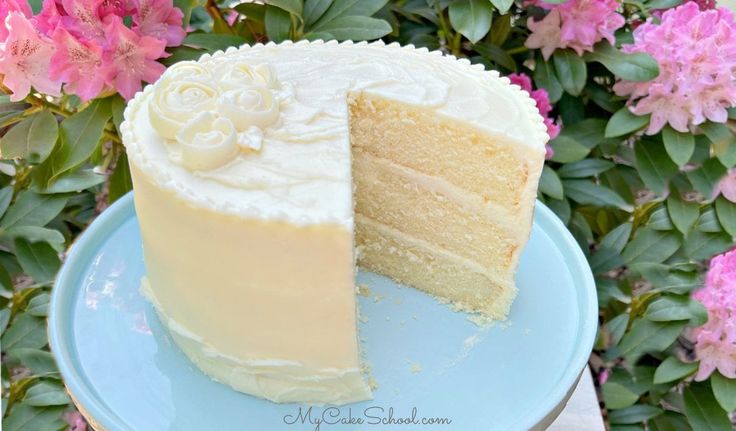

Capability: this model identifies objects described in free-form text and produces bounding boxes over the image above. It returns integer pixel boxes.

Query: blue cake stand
[49,193,597,431]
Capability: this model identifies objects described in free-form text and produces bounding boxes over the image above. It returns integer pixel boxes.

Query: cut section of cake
[121,40,548,405]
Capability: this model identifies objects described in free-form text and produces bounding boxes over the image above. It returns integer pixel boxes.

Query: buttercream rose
[160,61,213,83]
[215,62,280,91]
[176,112,238,171]
[216,86,280,131]
[149,79,220,140]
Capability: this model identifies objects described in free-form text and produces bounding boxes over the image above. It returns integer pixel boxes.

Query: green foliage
[2,1,736,429]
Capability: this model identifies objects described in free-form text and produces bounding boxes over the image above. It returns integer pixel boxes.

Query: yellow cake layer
[353,152,523,272]
[356,215,516,320]
[349,93,543,216]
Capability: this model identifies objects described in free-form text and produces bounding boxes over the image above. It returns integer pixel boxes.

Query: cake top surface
[122,40,548,227]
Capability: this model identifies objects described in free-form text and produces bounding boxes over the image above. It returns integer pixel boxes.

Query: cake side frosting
[121,39,548,228]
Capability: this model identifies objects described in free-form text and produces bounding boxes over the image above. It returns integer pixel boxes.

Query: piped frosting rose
[176,112,238,171]
[149,79,220,140]
[215,62,280,91]
[159,61,213,83]
[216,86,280,131]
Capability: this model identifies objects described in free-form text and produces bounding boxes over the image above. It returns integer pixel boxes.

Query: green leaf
[1,226,65,246]
[533,56,562,103]
[448,0,493,43]
[562,179,633,211]
[111,95,126,132]
[317,16,392,40]
[635,139,679,196]
[539,165,564,199]
[648,206,674,231]
[553,49,587,96]
[3,404,67,431]
[8,348,59,378]
[0,186,13,219]
[601,222,633,253]
[303,31,335,40]
[645,296,695,322]
[182,33,247,51]
[33,169,104,194]
[265,5,292,42]
[608,404,663,424]
[702,122,736,168]
[650,411,692,431]
[696,207,722,233]
[1,313,47,351]
[26,292,50,317]
[711,372,736,413]
[174,0,201,27]
[584,42,659,82]
[618,318,685,363]
[667,191,699,235]
[489,13,511,46]
[0,191,69,229]
[39,98,111,185]
[653,356,698,384]
[24,381,71,406]
[662,126,695,167]
[109,153,133,204]
[558,159,614,178]
[715,197,736,237]
[608,313,629,345]
[605,108,649,138]
[645,0,683,8]
[549,136,591,163]
[234,2,266,22]
[0,110,58,164]
[546,198,571,224]
[587,82,624,113]
[603,382,640,409]
[304,0,332,26]
[683,382,732,431]
[683,230,733,260]
[14,238,61,283]
[687,158,727,198]
[621,227,680,264]
[265,0,303,15]
[490,0,513,13]
[472,43,516,72]
[313,0,388,29]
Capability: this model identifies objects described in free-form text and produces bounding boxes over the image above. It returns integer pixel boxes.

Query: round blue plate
[49,193,597,431]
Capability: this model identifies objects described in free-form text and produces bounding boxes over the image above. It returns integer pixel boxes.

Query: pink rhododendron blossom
[509,72,560,159]
[0,0,33,39]
[716,169,736,203]
[59,0,109,41]
[613,3,736,134]
[0,12,61,101]
[525,0,625,59]
[35,0,64,36]
[132,0,186,47]
[64,411,87,431]
[103,17,166,99]
[692,248,736,380]
[49,27,108,101]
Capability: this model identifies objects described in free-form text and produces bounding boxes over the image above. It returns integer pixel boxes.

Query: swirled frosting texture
[122,40,548,227]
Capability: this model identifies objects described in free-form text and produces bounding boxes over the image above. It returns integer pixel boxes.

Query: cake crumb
[412,315,418,320]
[357,284,371,297]
[393,297,403,305]
[368,378,379,390]
[373,294,384,303]
[400,320,406,326]
[385,316,391,321]
[524,328,531,335]
[500,321,513,330]
[405,359,422,374]
[467,313,496,327]
[359,314,369,324]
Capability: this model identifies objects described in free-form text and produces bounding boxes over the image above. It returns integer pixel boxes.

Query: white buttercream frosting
[122,40,548,228]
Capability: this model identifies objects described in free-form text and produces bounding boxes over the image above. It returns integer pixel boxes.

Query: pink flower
[509,72,560,159]
[0,0,32,40]
[131,0,186,47]
[59,0,109,42]
[716,169,736,203]
[103,16,166,99]
[692,248,736,380]
[598,368,610,385]
[525,0,625,59]
[49,27,108,101]
[35,0,64,36]
[64,411,87,431]
[613,4,736,134]
[0,12,62,101]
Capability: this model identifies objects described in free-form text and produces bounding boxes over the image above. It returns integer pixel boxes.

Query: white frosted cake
[120,40,547,406]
